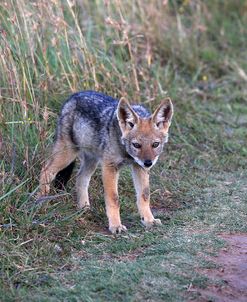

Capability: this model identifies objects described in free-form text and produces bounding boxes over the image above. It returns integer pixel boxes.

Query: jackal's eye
[132,142,141,149]
[152,142,160,148]
[128,122,134,128]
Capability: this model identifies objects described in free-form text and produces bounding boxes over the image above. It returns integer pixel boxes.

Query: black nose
[144,160,152,167]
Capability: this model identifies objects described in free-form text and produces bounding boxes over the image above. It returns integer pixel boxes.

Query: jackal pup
[39,91,173,234]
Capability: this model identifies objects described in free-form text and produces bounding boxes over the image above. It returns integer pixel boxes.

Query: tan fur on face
[127,118,166,162]
[117,98,173,167]
[136,119,162,161]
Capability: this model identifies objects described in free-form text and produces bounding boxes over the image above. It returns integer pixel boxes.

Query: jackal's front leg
[102,163,127,234]
[132,164,162,227]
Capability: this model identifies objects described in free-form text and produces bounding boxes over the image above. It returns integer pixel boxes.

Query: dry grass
[0,1,247,301]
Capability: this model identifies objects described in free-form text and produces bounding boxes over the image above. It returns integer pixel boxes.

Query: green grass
[1,0,247,301]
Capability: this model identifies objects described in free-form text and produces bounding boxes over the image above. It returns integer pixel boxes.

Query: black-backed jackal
[39,91,173,234]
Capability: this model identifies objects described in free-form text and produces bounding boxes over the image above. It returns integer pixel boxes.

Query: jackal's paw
[38,184,50,198]
[77,203,90,211]
[142,218,162,228]
[36,189,48,200]
[109,224,127,234]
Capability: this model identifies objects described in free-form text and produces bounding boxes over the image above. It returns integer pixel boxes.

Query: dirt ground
[196,234,247,302]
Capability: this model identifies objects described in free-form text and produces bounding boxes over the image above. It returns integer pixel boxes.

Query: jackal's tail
[54,161,76,190]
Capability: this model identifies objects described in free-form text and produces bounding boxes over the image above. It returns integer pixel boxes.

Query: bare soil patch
[196,234,247,302]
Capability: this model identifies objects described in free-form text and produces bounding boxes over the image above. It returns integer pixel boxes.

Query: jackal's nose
[144,160,152,167]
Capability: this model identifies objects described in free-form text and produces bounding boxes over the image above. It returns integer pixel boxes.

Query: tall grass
[1,0,246,176]
[0,1,247,300]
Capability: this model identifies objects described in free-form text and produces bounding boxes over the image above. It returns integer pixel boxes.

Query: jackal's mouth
[131,156,159,170]
[132,157,151,170]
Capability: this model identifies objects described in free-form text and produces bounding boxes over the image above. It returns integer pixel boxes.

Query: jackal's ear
[152,98,173,132]
[117,98,139,132]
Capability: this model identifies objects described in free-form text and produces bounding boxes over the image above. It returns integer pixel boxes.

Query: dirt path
[197,234,247,302]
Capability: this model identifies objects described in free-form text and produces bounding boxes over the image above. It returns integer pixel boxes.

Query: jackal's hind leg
[76,153,98,209]
[39,140,77,196]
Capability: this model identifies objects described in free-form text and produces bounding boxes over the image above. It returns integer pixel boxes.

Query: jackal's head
[117,98,173,169]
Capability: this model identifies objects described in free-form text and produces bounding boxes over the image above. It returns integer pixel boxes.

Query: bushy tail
[54,161,75,190]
